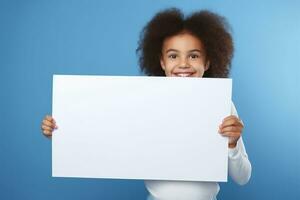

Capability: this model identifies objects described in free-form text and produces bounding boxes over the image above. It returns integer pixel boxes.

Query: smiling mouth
[173,72,195,77]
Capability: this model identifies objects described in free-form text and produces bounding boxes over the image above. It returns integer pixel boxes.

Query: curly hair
[136,8,234,78]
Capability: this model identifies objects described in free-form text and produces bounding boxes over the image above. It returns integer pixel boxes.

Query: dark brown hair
[136,8,233,78]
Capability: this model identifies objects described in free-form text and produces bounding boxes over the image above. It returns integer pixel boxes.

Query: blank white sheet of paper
[52,75,232,182]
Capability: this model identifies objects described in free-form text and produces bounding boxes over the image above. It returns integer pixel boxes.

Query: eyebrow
[165,49,203,53]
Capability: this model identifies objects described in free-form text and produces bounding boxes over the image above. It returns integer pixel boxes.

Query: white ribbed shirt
[144,103,252,200]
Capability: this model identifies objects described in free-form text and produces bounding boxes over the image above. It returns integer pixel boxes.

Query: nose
[178,57,189,68]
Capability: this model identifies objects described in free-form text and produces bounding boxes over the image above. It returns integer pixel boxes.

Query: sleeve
[228,102,252,185]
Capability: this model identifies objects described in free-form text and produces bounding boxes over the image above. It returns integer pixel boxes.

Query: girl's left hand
[219,115,244,148]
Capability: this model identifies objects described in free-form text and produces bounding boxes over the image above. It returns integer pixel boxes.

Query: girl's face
[160,32,209,77]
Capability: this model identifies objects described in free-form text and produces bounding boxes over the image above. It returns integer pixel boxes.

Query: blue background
[1,0,299,199]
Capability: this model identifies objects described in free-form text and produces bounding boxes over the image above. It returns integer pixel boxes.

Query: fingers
[219,131,241,138]
[43,129,52,138]
[42,124,53,131]
[42,115,57,129]
[218,115,244,147]
[220,115,243,129]
[218,115,243,138]
[45,115,54,122]
[219,125,243,133]
[41,115,58,138]
[42,119,55,128]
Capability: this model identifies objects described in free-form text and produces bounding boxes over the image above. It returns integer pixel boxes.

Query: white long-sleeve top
[144,103,252,200]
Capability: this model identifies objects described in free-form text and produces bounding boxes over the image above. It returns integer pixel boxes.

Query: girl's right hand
[41,115,57,138]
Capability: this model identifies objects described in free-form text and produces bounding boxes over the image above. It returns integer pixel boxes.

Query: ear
[160,57,166,71]
[204,60,210,71]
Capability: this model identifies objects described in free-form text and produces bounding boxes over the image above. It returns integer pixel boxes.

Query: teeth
[176,73,192,77]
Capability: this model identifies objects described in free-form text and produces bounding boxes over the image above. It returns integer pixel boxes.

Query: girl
[41,8,251,200]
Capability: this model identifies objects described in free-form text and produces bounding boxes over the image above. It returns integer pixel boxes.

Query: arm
[228,137,252,185]
[219,102,252,185]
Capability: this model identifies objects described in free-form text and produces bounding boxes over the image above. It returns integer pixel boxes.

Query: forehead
[162,33,204,52]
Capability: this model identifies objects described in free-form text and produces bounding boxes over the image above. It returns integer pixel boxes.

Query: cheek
[162,60,175,74]
[194,65,206,77]
[164,68,173,76]
[193,71,204,77]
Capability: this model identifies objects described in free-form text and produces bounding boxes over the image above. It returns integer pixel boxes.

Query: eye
[168,54,177,59]
[189,54,199,59]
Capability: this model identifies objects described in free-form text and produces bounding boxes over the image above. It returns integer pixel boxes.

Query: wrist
[228,142,237,148]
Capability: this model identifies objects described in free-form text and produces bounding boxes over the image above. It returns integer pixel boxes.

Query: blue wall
[1,0,299,199]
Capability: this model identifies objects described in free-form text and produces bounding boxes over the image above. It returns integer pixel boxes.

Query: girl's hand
[219,115,244,148]
[41,115,57,138]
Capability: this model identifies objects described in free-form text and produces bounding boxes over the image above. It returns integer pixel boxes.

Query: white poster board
[52,75,232,182]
